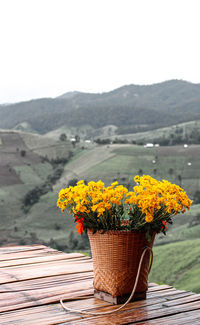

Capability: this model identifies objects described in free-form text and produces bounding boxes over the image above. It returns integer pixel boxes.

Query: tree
[59,133,67,141]
[168,168,174,176]
[138,169,143,176]
[20,150,26,157]
[68,178,78,187]
[75,135,80,143]
[177,174,182,186]
[193,191,200,204]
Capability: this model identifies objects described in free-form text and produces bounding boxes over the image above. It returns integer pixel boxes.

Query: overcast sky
[0,0,200,103]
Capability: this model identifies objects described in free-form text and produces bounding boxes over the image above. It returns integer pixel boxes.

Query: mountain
[58,91,81,99]
[0,80,200,134]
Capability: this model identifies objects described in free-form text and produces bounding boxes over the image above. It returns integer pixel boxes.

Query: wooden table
[0,244,199,324]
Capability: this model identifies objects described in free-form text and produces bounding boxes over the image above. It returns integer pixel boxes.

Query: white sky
[0,0,200,103]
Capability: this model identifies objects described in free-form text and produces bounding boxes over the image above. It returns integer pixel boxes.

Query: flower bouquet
[57,175,192,239]
[57,175,192,303]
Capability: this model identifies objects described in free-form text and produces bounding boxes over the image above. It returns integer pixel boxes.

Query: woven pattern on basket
[88,229,154,297]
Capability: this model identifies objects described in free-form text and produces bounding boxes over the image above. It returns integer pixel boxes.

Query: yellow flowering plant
[125,175,192,240]
[57,180,128,235]
[57,175,192,240]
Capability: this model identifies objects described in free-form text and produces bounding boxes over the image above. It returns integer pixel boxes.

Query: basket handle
[60,246,153,316]
[144,245,154,274]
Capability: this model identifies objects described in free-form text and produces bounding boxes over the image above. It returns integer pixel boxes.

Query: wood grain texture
[0,244,199,324]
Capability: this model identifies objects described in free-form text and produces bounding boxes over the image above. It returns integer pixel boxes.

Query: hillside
[0,137,199,293]
[0,80,200,134]
[2,142,198,247]
[1,140,199,241]
[97,120,200,145]
[54,143,200,200]
[0,130,72,246]
[149,239,200,293]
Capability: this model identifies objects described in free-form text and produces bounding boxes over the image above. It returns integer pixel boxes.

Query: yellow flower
[111,181,118,187]
[77,180,85,185]
[134,175,140,183]
[57,175,192,234]
[145,213,153,223]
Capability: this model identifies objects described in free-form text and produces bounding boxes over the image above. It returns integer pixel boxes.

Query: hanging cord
[60,246,153,316]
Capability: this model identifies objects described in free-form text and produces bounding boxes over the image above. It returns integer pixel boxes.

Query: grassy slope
[44,120,200,144]
[77,144,200,200]
[154,203,200,244]
[0,131,73,245]
[99,120,200,141]
[20,131,73,160]
[18,143,199,244]
[149,238,200,293]
[53,143,117,192]
[13,191,74,244]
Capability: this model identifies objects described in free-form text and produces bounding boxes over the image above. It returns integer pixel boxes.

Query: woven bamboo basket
[88,229,154,298]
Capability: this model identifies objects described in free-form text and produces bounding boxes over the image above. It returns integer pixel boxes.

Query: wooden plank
[0,253,90,268]
[0,246,62,261]
[58,292,200,322]
[0,303,84,325]
[0,277,176,313]
[0,245,47,253]
[162,294,200,307]
[129,310,200,324]
[67,301,200,324]
[147,284,173,291]
[0,272,94,292]
[0,278,93,302]
[0,289,94,313]
[147,288,187,299]
[1,296,198,325]
[1,294,197,325]
[165,291,194,300]
[0,249,80,261]
[0,259,93,284]
[0,274,195,317]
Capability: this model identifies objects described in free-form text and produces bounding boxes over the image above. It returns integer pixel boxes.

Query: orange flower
[162,221,167,230]
[75,216,84,235]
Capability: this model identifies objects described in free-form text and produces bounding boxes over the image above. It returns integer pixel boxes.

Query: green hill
[0,130,73,246]
[149,239,200,293]
[0,80,200,134]
[4,142,197,246]
[54,143,200,200]
[99,120,200,145]
[1,141,199,245]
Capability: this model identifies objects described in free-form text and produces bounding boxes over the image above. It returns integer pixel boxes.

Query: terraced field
[53,144,129,191]
[54,143,200,200]
[0,131,41,186]
[101,120,200,143]
[0,130,73,245]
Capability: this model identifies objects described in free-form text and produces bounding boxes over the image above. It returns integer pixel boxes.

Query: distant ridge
[0,79,200,134]
[58,91,81,99]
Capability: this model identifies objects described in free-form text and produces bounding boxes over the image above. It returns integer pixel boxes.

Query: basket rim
[87,229,148,235]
